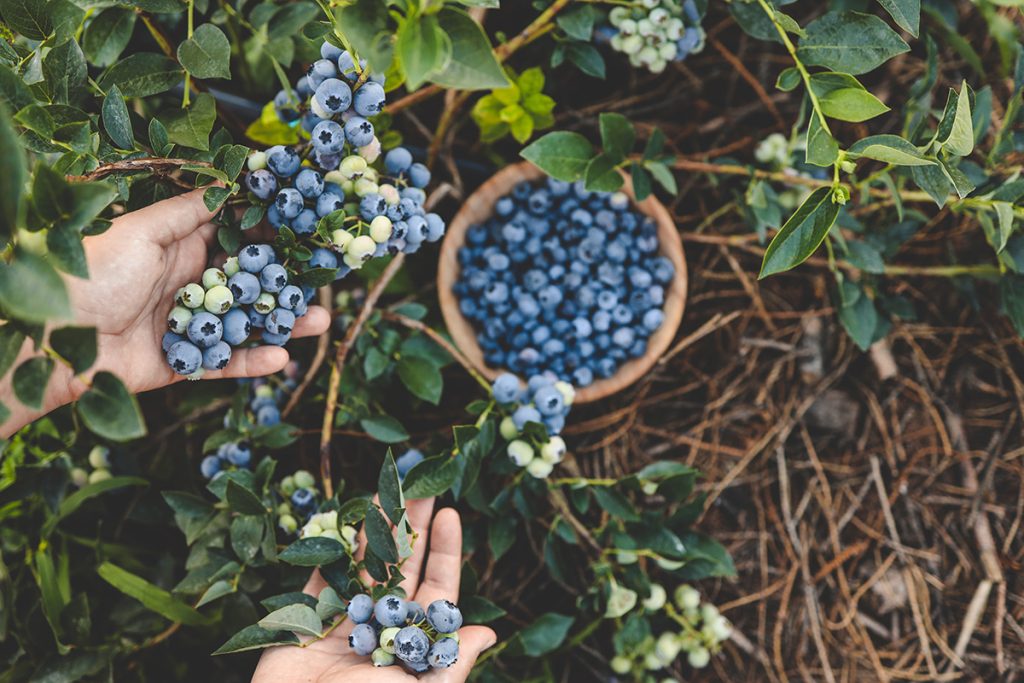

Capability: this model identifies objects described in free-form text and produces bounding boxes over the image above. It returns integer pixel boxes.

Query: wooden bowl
[437,161,687,403]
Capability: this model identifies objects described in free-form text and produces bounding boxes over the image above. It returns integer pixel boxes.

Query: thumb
[436,626,497,682]
[121,187,221,247]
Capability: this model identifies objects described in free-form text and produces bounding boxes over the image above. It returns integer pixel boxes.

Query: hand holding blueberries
[252,499,496,682]
[0,189,330,437]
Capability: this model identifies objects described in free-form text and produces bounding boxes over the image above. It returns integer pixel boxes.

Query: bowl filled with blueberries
[438,162,686,403]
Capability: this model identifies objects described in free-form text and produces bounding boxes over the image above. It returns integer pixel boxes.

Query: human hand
[252,499,497,682]
[0,189,330,436]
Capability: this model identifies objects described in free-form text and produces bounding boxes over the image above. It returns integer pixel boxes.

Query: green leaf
[847,134,934,166]
[0,325,25,378]
[226,479,267,515]
[101,85,134,150]
[83,8,136,67]
[46,225,88,278]
[378,449,404,525]
[0,100,24,238]
[797,11,909,75]
[364,504,398,563]
[44,476,147,536]
[402,454,460,499]
[460,595,507,623]
[163,492,216,545]
[520,131,594,182]
[43,39,87,105]
[258,604,323,638]
[431,8,510,90]
[335,0,392,73]
[805,113,838,167]
[845,241,885,274]
[13,356,53,409]
[837,279,878,351]
[557,6,595,41]
[516,613,574,657]
[645,160,677,195]
[775,66,801,92]
[910,163,953,207]
[197,579,235,608]
[599,112,634,162]
[230,515,264,563]
[1001,275,1024,337]
[877,0,919,37]
[397,356,443,404]
[177,23,231,80]
[360,414,409,443]
[939,158,974,199]
[995,201,1015,252]
[809,72,889,122]
[938,82,974,157]
[565,41,605,78]
[315,586,346,621]
[0,250,70,322]
[99,53,183,98]
[279,536,347,566]
[213,625,299,655]
[159,92,216,151]
[399,13,449,91]
[77,372,146,441]
[592,487,640,521]
[631,162,652,201]
[97,562,208,626]
[759,186,841,278]
[49,326,96,374]
[584,153,623,193]
[1,0,52,40]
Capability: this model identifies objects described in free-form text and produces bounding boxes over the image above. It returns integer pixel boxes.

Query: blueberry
[309,248,339,270]
[316,191,345,218]
[573,366,594,386]
[162,331,184,353]
[407,163,430,188]
[228,272,261,305]
[275,188,303,220]
[200,455,221,479]
[544,414,566,435]
[266,203,284,229]
[320,41,343,62]
[344,116,374,147]
[393,626,430,663]
[248,309,266,328]
[225,442,251,467]
[347,594,374,624]
[374,595,408,628]
[265,308,295,336]
[186,312,223,349]
[643,308,664,332]
[260,264,288,293]
[314,78,352,115]
[273,89,300,122]
[651,256,674,283]
[311,120,345,155]
[405,601,425,624]
[395,449,424,479]
[349,623,377,656]
[167,340,202,375]
[295,169,325,199]
[612,327,635,348]
[291,487,315,511]
[277,285,304,310]
[384,147,413,174]
[491,373,523,403]
[246,169,277,201]
[427,638,459,669]
[308,58,338,88]
[301,110,324,133]
[533,386,565,416]
[426,600,463,633]
[353,81,385,117]
[405,215,428,244]
[221,308,252,346]
[266,145,301,177]
[512,405,542,430]
[337,51,364,80]
[256,404,280,426]
[261,330,291,347]
[359,193,387,220]
[289,209,317,237]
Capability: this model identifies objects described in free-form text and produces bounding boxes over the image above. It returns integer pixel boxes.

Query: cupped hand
[252,500,497,683]
[67,189,331,396]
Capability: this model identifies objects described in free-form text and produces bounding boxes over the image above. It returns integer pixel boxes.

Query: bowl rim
[437,161,687,403]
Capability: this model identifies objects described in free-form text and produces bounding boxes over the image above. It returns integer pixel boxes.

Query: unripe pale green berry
[379,184,400,205]
[293,470,315,489]
[379,627,401,653]
[255,384,274,399]
[655,631,681,661]
[204,285,234,314]
[438,631,460,643]
[279,514,298,533]
[687,647,710,669]
[89,468,112,484]
[617,550,638,564]
[341,180,355,195]
[346,235,376,265]
[70,467,89,488]
[88,445,111,469]
[354,178,378,197]
[620,19,638,35]
[605,583,638,618]
[332,229,354,251]
[371,648,395,667]
[507,440,534,467]
[527,457,554,479]
[710,615,732,641]
[303,521,323,537]
[254,292,276,314]
[247,151,268,171]
[539,436,567,464]
[276,502,291,516]
[363,168,378,184]
[610,656,632,674]
[223,256,240,277]
[643,584,667,612]
[168,306,193,334]
[280,475,296,494]
[342,253,363,269]
[339,155,367,179]
[611,34,625,50]
[369,216,393,243]
[675,584,701,611]
[642,481,659,496]
[318,510,339,530]
[554,380,575,405]
[644,651,666,670]
[202,267,227,289]
[341,524,358,546]
[320,528,343,543]
[700,603,720,625]
[637,18,654,36]
[324,170,346,185]
[666,18,684,40]
[649,59,668,74]
[359,137,381,163]
[180,283,206,309]
[658,42,678,60]
[609,7,630,23]
[499,416,519,440]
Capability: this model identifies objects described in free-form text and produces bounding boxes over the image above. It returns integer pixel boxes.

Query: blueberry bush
[0,0,1021,682]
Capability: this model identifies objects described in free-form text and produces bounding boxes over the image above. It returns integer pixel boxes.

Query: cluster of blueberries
[347,593,463,671]
[69,445,115,488]
[198,370,298,479]
[164,244,312,376]
[275,469,321,534]
[492,373,572,479]
[454,179,675,388]
[595,0,705,73]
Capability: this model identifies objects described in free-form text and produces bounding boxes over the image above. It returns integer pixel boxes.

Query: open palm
[66,189,330,399]
[252,500,496,683]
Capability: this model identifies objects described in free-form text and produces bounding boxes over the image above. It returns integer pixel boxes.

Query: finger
[397,497,437,598]
[302,569,329,597]
[198,345,291,381]
[428,626,497,683]
[413,508,463,607]
[291,305,331,338]
[119,189,221,247]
